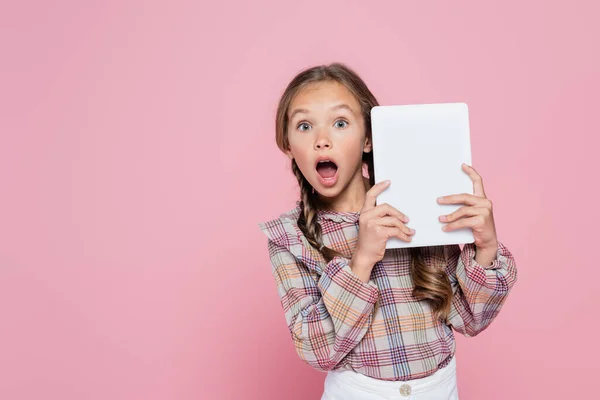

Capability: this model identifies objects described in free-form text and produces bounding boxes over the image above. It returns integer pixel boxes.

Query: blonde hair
[274,63,452,320]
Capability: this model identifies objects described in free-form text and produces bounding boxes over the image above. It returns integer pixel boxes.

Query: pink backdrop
[1,1,598,399]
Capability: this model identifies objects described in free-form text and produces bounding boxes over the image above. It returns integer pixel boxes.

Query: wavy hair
[274,63,452,320]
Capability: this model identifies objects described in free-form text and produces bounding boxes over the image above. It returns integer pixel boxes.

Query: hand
[353,181,415,268]
[437,163,498,252]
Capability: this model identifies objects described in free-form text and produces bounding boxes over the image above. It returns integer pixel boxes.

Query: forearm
[292,290,376,371]
[446,242,518,336]
[270,242,379,371]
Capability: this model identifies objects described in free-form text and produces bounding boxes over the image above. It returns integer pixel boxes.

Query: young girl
[258,63,517,399]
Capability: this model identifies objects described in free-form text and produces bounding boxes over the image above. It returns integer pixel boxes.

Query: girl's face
[285,81,372,208]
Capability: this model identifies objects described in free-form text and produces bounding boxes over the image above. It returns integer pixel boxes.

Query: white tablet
[370,103,475,249]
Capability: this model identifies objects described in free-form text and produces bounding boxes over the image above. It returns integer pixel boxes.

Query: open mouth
[316,160,338,179]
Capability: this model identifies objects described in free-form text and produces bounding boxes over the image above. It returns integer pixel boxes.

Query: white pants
[321,357,459,400]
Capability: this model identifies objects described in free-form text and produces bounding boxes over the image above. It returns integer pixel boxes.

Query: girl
[258,63,517,400]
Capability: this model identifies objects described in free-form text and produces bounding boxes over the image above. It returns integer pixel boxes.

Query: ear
[363,136,372,153]
[285,147,294,160]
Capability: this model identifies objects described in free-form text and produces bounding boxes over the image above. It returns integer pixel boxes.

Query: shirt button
[399,383,411,397]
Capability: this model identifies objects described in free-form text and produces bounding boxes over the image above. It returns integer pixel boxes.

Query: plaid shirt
[258,201,518,381]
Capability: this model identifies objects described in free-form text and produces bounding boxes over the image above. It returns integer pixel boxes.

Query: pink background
[1,1,598,399]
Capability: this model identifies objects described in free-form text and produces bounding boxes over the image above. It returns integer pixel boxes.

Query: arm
[444,241,517,337]
[267,239,379,371]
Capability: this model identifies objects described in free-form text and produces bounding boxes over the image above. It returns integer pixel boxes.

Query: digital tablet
[370,102,475,249]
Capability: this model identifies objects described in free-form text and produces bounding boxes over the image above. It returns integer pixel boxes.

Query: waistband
[327,356,456,396]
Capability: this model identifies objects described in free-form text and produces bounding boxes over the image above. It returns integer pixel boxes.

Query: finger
[442,215,485,232]
[378,216,415,236]
[462,163,486,198]
[439,206,489,223]
[371,203,409,223]
[437,193,490,207]
[382,226,412,242]
[362,180,391,212]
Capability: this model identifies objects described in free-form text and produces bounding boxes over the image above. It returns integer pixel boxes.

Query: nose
[314,128,332,150]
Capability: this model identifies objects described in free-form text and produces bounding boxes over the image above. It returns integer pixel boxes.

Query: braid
[291,160,343,263]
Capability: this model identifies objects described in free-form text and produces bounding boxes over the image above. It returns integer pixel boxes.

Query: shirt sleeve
[266,238,379,371]
[443,241,518,337]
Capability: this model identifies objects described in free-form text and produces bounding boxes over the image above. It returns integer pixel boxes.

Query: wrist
[349,250,375,283]
[476,240,499,254]
[475,242,498,267]
[350,251,374,272]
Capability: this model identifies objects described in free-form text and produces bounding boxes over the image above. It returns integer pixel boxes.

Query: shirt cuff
[462,241,510,270]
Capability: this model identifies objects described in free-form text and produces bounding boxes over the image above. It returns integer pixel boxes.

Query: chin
[313,180,345,199]
[315,190,338,199]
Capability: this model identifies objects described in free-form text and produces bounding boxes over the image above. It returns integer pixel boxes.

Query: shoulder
[258,202,327,271]
[257,202,302,245]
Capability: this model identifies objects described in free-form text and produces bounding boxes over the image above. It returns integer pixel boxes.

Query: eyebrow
[289,108,309,120]
[331,104,357,115]
[289,103,357,120]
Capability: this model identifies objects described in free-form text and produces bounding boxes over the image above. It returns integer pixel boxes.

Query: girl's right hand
[352,181,414,269]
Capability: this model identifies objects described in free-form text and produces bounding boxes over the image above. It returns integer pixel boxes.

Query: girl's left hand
[437,163,499,252]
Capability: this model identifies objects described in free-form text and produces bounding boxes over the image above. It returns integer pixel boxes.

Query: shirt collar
[294,201,361,224]
[317,209,360,224]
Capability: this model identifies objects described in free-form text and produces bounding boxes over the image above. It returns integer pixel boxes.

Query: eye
[297,122,312,131]
[334,119,349,129]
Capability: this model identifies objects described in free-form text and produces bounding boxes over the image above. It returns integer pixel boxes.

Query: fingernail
[404,216,410,222]
[410,228,416,233]
[439,215,447,221]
